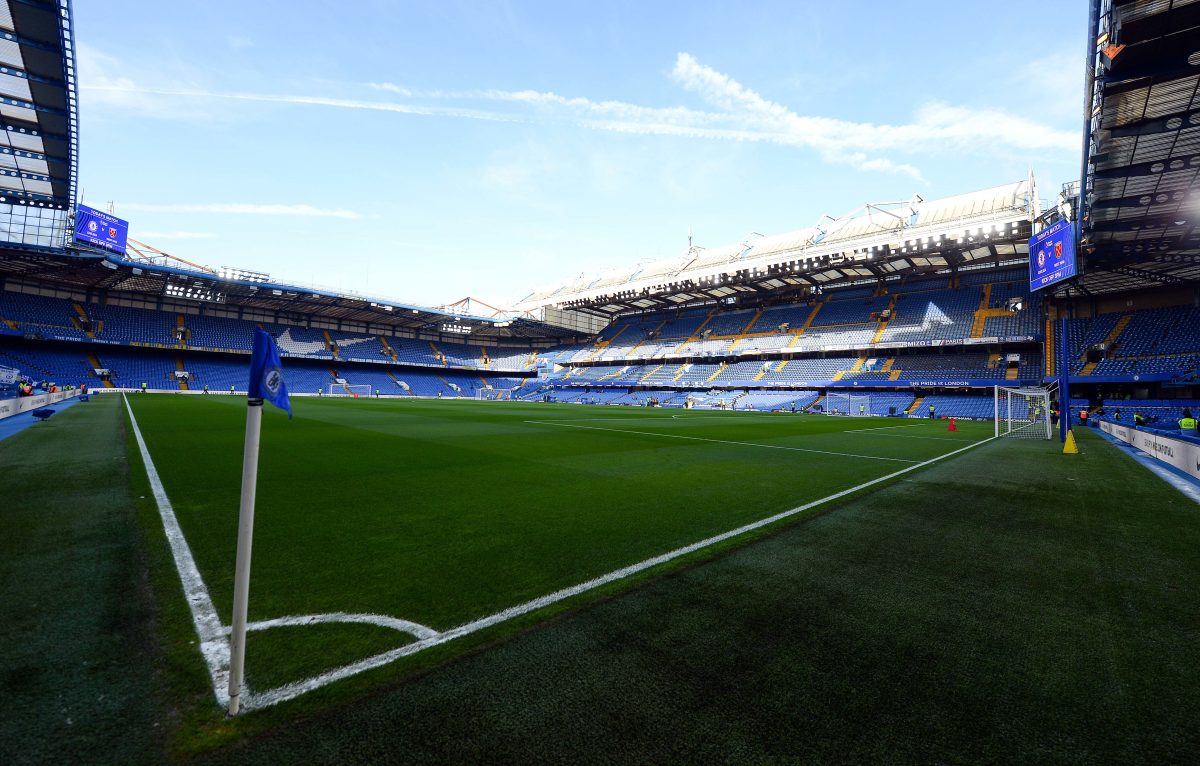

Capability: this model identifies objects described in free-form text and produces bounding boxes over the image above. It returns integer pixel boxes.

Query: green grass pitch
[6,393,1200,763]
[123,393,993,700]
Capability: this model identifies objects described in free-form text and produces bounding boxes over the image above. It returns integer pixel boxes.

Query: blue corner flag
[248,328,292,418]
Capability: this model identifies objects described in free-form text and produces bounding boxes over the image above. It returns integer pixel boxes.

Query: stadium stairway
[669,308,720,356]
[705,362,728,383]
[970,283,1020,338]
[1097,314,1134,360]
[582,323,632,362]
[378,336,398,362]
[386,371,411,394]
[639,364,664,383]
[175,356,189,390]
[428,341,448,366]
[86,351,114,388]
[70,303,97,339]
[622,320,665,360]
[322,329,341,361]
[175,315,189,348]
[871,294,899,344]
[479,346,491,370]
[728,308,765,351]
[806,394,825,412]
[327,367,350,394]
[1005,366,1019,381]
[905,396,924,414]
[795,301,824,339]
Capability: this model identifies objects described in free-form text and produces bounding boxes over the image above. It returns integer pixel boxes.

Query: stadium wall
[0,388,80,421]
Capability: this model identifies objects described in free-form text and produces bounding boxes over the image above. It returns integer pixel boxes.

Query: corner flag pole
[227,329,292,716]
[227,398,263,716]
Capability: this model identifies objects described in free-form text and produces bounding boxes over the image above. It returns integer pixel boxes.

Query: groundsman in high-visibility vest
[1180,409,1197,432]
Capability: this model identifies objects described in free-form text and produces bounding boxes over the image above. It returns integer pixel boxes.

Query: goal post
[326,383,372,398]
[476,387,516,401]
[994,385,1053,439]
[824,392,871,416]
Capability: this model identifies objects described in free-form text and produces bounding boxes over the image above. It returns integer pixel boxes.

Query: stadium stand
[1,231,1194,422]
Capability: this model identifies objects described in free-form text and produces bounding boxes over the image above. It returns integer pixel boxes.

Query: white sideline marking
[245,434,997,711]
[123,395,233,707]
[844,424,926,433]
[524,419,919,463]
[235,612,439,641]
[125,396,444,708]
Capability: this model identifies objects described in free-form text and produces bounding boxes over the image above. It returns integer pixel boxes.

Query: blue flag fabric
[248,328,292,418]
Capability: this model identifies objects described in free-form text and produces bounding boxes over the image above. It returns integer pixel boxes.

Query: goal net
[476,387,516,401]
[824,392,871,416]
[326,383,372,398]
[995,385,1053,439]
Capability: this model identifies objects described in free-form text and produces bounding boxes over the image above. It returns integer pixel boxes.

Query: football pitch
[7,392,1200,763]
[122,393,995,710]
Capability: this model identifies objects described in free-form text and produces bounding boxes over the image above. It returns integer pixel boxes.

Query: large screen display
[74,204,129,255]
[1028,218,1077,292]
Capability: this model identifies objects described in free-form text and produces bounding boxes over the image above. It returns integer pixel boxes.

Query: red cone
[947,417,957,432]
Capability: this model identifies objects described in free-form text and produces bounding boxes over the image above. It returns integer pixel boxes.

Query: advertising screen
[1028,218,1077,291]
[74,204,129,255]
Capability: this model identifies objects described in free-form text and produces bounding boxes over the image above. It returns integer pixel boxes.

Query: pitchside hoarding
[1028,218,1077,292]
[1100,421,1200,482]
[74,204,129,255]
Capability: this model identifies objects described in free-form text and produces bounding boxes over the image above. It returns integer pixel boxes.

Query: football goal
[823,392,871,416]
[995,385,1053,439]
[476,387,516,401]
[326,383,372,398]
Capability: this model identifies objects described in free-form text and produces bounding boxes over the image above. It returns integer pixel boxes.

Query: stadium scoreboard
[74,204,129,255]
[1028,218,1077,292]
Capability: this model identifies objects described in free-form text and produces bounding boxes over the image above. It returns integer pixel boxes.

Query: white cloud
[83,50,1077,181]
[120,203,366,219]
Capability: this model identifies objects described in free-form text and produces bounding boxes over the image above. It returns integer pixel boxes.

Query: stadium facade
[0,0,1197,423]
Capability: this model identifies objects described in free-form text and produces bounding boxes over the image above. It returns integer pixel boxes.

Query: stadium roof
[515,180,1038,316]
[0,0,77,209]
[1070,0,1200,296]
[0,250,582,342]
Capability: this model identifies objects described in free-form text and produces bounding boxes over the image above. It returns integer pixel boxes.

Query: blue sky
[75,1,1087,308]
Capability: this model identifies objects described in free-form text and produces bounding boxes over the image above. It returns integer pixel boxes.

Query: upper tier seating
[0,292,89,341]
[1066,304,1200,378]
